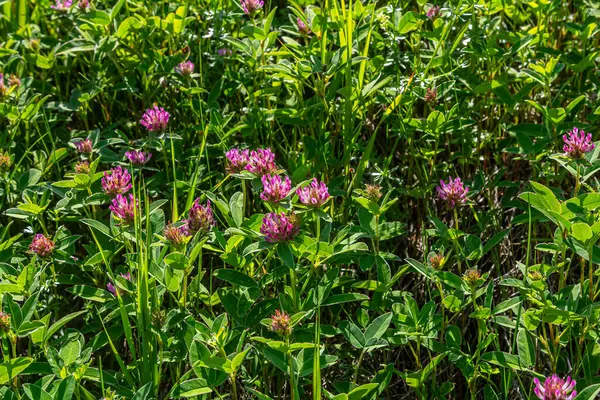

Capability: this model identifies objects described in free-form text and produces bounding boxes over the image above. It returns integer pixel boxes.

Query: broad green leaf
[0,357,33,385]
[322,293,369,306]
[214,269,257,288]
[230,191,244,227]
[364,313,392,344]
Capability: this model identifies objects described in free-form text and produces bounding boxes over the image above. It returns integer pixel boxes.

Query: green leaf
[195,356,232,374]
[364,313,392,344]
[277,243,295,268]
[230,191,244,227]
[322,293,369,306]
[59,339,81,367]
[517,330,534,368]
[574,384,600,400]
[348,383,378,400]
[170,379,212,398]
[482,229,511,256]
[164,252,188,270]
[67,285,110,302]
[529,181,561,213]
[480,352,528,371]
[231,348,250,372]
[81,219,111,237]
[571,222,593,244]
[442,295,462,312]
[44,311,86,344]
[340,321,365,349]
[397,11,419,34]
[131,382,153,400]
[214,269,258,288]
[0,357,33,385]
[17,321,45,337]
[53,376,76,400]
[110,0,126,19]
[79,10,111,25]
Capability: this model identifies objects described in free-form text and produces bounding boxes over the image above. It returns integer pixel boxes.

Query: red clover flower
[140,105,170,132]
[175,61,195,77]
[186,199,215,234]
[29,234,55,258]
[365,184,382,202]
[270,310,292,336]
[74,138,93,154]
[246,148,277,176]
[563,127,594,158]
[261,175,292,203]
[101,166,132,196]
[241,0,264,15]
[50,0,73,10]
[436,176,468,208]
[109,194,137,224]
[426,5,440,19]
[164,224,191,248]
[260,212,300,243]
[296,178,330,207]
[534,375,576,400]
[226,148,250,173]
[75,160,90,174]
[297,18,310,35]
[0,312,10,334]
[425,87,437,103]
[107,272,132,296]
[125,150,152,165]
[0,152,11,171]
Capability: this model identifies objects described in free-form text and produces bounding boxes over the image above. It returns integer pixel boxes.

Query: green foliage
[1,0,600,399]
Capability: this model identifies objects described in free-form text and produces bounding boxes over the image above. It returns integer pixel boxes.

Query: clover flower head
[270,310,292,336]
[78,0,90,9]
[241,0,264,15]
[436,176,468,207]
[563,127,594,158]
[296,178,330,207]
[218,48,233,56]
[107,272,132,296]
[140,105,170,132]
[101,166,132,196]
[74,138,93,154]
[125,150,152,165]
[426,5,440,19]
[428,253,445,270]
[186,199,215,234]
[110,194,137,224]
[260,212,300,243]
[226,148,250,173]
[297,18,311,35]
[8,74,20,87]
[365,184,382,202]
[463,269,483,288]
[50,0,73,10]
[175,61,195,76]
[0,152,11,171]
[425,87,437,103]
[0,312,10,333]
[75,160,90,174]
[29,234,55,258]
[164,223,191,248]
[534,375,577,400]
[246,148,277,176]
[261,175,292,203]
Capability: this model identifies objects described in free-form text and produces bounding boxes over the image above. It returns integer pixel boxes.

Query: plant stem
[313,305,321,400]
